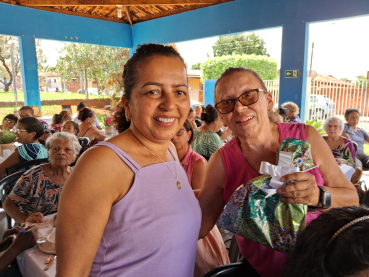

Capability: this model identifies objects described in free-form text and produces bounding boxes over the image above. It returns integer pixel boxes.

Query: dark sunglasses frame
[215,88,266,114]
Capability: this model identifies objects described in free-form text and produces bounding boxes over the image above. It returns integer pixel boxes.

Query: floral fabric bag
[217,138,315,254]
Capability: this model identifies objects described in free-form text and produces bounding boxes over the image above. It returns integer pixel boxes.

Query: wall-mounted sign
[285,70,299,78]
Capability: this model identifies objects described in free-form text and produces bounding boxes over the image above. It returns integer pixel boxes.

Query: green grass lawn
[0,90,109,101]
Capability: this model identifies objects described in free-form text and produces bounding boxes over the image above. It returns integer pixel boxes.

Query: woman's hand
[26,212,43,223]
[12,226,38,252]
[336,158,348,165]
[277,172,320,206]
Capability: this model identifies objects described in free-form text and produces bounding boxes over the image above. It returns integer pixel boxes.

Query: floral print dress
[8,165,62,216]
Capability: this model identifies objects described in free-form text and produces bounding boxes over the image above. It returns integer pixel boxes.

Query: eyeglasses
[4,119,16,125]
[175,128,187,136]
[14,129,27,133]
[215,88,265,114]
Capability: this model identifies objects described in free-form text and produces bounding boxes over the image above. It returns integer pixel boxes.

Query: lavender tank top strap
[96,142,140,173]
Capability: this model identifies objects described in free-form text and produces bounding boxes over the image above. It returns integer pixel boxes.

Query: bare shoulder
[67,142,134,203]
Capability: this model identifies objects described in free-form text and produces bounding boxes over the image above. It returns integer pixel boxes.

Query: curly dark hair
[114,43,186,134]
[201,104,219,125]
[214,67,268,103]
[283,206,369,277]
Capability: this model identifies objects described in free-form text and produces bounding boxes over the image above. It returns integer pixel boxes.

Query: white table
[17,214,56,277]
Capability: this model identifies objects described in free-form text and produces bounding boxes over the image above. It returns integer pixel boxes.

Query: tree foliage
[201,54,277,81]
[191,62,202,70]
[355,75,368,89]
[56,43,129,95]
[212,32,269,57]
[0,36,46,91]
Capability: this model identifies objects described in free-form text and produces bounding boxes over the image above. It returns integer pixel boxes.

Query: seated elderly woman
[283,206,369,277]
[198,67,358,277]
[342,108,369,170]
[281,101,301,123]
[50,110,72,132]
[78,108,106,146]
[0,117,48,178]
[0,114,18,132]
[171,119,229,276]
[3,132,81,223]
[323,116,362,183]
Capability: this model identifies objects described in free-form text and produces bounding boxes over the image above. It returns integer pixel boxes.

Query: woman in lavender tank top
[197,68,358,277]
[56,44,201,277]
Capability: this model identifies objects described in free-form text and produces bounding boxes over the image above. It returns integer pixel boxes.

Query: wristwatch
[316,186,331,209]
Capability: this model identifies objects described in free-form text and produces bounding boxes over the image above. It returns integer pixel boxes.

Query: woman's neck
[177,144,189,162]
[129,127,171,160]
[326,135,341,142]
[199,122,217,132]
[239,122,279,153]
[49,163,71,177]
[349,123,358,131]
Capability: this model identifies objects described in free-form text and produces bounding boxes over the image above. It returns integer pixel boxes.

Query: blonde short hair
[282,102,300,115]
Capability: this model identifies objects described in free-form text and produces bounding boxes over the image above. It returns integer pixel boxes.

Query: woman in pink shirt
[198,67,358,277]
[171,119,229,277]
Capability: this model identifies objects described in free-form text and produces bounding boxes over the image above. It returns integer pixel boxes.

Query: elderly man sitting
[3,132,81,224]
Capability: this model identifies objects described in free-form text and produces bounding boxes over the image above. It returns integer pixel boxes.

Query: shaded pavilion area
[0,0,369,121]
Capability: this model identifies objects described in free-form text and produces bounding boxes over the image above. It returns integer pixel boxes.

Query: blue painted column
[279,21,308,121]
[19,35,41,108]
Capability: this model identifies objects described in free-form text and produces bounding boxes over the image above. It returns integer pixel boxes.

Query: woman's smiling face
[215,71,273,139]
[125,55,190,143]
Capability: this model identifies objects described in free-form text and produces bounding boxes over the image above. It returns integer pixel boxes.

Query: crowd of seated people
[0,43,368,277]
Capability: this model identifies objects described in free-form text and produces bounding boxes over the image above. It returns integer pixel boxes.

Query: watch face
[319,186,331,209]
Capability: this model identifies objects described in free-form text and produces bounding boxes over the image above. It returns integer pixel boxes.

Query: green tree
[340,78,352,83]
[0,36,46,91]
[356,75,368,89]
[56,43,129,96]
[212,32,269,57]
[191,62,201,70]
[201,54,277,81]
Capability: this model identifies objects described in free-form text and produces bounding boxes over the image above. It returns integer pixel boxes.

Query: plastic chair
[5,158,49,176]
[203,262,260,277]
[0,170,26,229]
[70,137,91,166]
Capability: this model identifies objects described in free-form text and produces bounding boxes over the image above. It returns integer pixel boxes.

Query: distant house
[187,69,204,103]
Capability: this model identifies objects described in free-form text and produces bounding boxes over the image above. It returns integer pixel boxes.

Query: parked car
[309,94,336,119]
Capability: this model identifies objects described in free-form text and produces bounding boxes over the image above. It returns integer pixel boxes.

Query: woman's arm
[278,125,358,209]
[2,198,27,223]
[56,146,134,277]
[92,127,106,141]
[191,159,207,190]
[0,151,20,178]
[198,150,226,238]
